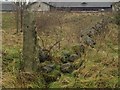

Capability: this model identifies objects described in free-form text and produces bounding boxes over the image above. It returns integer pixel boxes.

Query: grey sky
[1,0,120,2]
[42,0,120,2]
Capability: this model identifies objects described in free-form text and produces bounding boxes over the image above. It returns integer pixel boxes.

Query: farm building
[28,2,114,12]
[28,2,51,11]
[1,2,51,12]
[1,2,15,11]
[49,2,113,12]
[0,1,117,12]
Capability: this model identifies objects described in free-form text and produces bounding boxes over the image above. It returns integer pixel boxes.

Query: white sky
[0,0,120,2]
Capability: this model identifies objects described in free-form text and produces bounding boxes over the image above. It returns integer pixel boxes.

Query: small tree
[14,1,20,33]
[14,1,25,33]
[13,1,39,72]
[114,2,120,25]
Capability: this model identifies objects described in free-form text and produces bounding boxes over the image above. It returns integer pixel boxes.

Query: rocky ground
[2,12,119,88]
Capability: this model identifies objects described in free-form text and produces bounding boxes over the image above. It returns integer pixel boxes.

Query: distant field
[2,12,118,88]
[36,12,107,48]
[2,12,16,30]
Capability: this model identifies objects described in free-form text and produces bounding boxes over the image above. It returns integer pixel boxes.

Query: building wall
[50,7,112,12]
[1,2,15,12]
[30,2,50,11]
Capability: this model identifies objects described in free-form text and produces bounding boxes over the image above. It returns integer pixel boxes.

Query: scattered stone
[61,56,69,63]
[68,54,78,62]
[41,63,55,73]
[60,63,73,73]
[94,23,103,34]
[83,36,96,48]
[87,28,97,37]
[42,66,53,73]
[39,49,51,63]
[61,50,71,63]
[47,64,55,69]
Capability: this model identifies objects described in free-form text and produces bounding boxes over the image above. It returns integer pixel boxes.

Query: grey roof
[1,2,15,11]
[49,2,113,7]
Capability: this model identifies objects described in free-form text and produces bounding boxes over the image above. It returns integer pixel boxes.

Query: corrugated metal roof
[49,2,113,7]
[0,2,114,11]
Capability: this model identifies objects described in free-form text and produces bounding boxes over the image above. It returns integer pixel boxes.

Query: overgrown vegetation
[2,12,119,88]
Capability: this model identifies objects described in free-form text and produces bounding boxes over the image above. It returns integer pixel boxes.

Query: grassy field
[2,12,119,88]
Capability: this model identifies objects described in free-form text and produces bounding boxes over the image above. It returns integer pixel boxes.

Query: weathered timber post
[22,10,39,72]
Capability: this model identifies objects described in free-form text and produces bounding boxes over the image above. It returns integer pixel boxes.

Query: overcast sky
[1,0,120,2]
